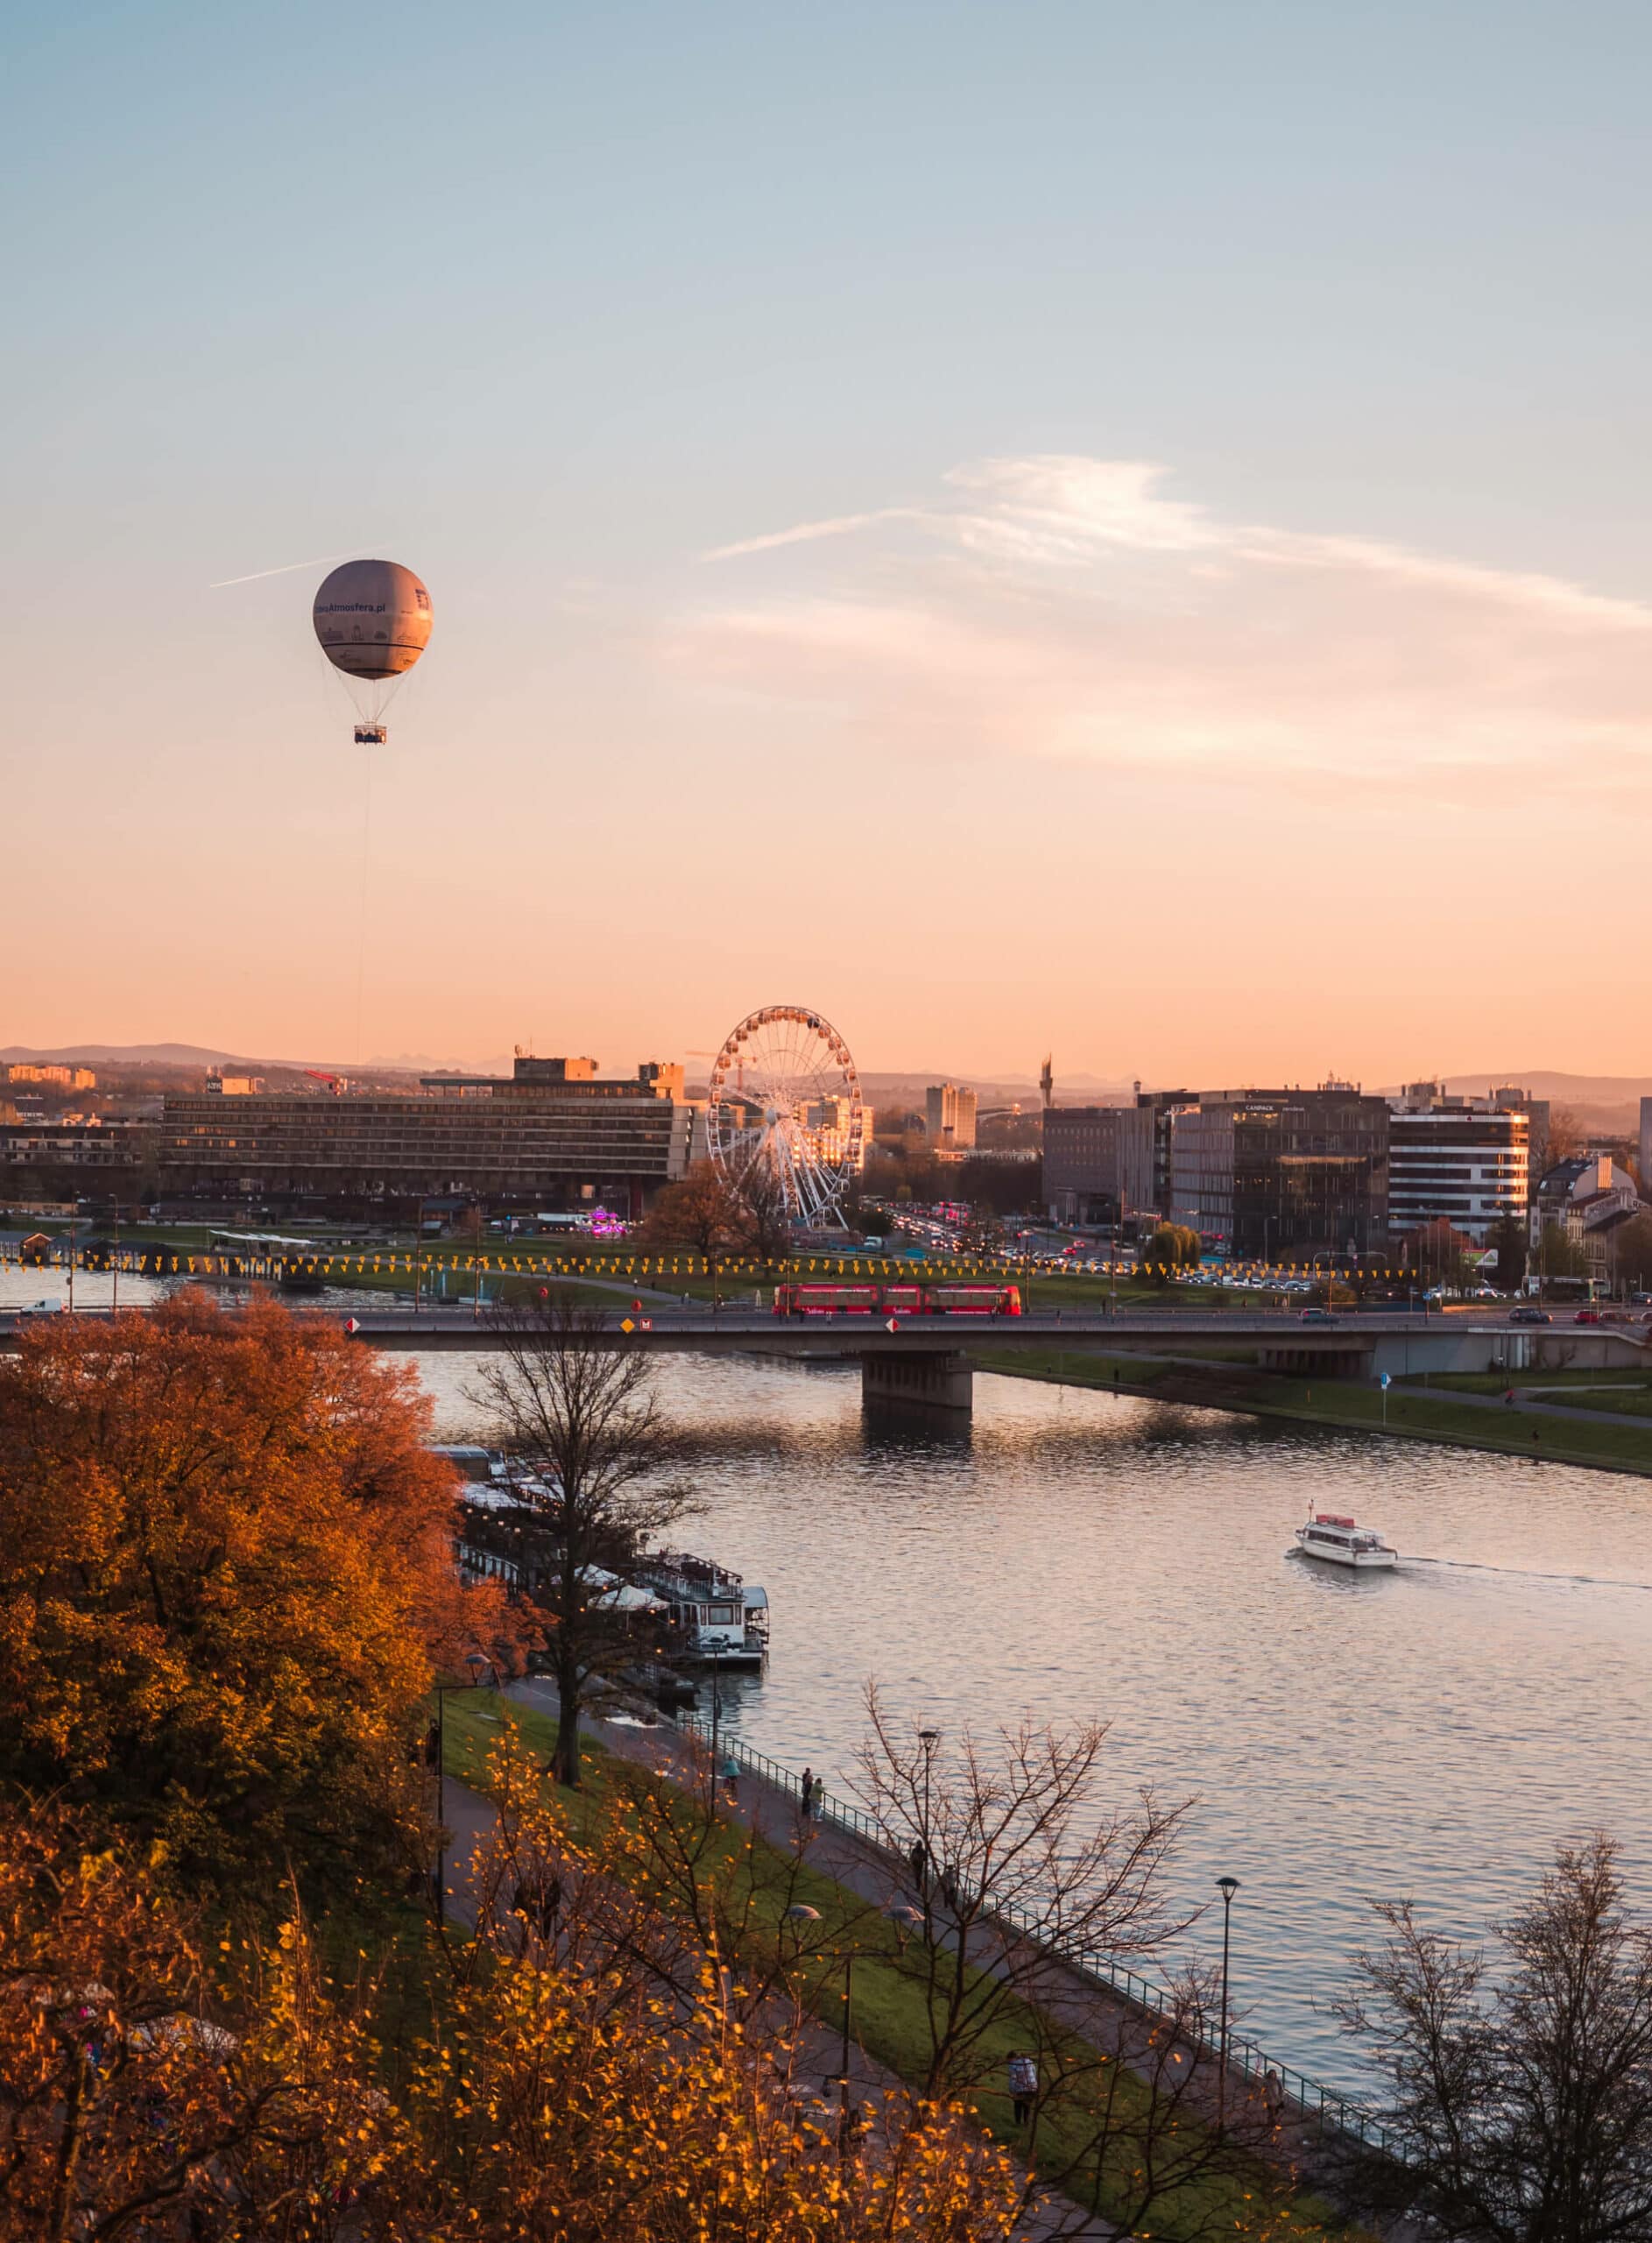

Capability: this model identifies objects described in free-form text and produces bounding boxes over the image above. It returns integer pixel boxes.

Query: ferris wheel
[707,1005,864,1230]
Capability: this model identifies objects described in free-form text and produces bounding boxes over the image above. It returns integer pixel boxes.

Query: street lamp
[1216,1875,1239,2131]
[707,1640,724,1778]
[917,1728,939,1886]
[432,1651,497,1927]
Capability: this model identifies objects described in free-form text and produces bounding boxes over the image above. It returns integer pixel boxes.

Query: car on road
[1573,1309,1601,1324]
[1508,1306,1551,1325]
[1299,1307,1338,1325]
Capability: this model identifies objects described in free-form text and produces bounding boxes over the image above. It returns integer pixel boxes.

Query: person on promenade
[811,1773,824,1818]
[1007,2052,1038,2127]
[799,1765,814,1820]
[939,1861,959,1909]
[909,1839,928,1893]
[722,1757,740,1804]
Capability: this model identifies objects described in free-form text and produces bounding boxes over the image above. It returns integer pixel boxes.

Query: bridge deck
[0,1305,1469,1355]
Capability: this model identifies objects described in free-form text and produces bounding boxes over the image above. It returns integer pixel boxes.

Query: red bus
[773,1282,1021,1318]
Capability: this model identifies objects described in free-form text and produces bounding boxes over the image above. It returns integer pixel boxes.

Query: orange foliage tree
[0,1293,519,1899]
[0,1787,1022,2241]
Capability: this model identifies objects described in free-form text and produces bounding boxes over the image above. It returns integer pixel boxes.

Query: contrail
[209,545,386,589]
[698,507,925,563]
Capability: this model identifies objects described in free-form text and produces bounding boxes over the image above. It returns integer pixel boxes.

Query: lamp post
[433,1652,497,1927]
[917,1727,940,1913]
[708,1640,724,1778]
[1216,1875,1239,2131]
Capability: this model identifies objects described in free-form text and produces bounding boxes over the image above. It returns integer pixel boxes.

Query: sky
[8,0,1652,1086]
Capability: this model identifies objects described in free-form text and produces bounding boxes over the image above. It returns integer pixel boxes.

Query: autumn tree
[475,1296,695,1788]
[0,1794,404,2243]
[432,1723,1025,2241]
[0,1293,517,1899]
[738,1158,795,1264]
[640,1160,754,1300]
[1337,1834,1652,2243]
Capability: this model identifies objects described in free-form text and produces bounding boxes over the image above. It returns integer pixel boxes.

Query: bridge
[5,1304,1641,1415]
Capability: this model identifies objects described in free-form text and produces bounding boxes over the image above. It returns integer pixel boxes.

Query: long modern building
[1387,1086,1528,1242]
[1169,1086,1390,1257]
[159,1056,691,1215]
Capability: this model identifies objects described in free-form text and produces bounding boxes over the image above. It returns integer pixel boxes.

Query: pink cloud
[678,456,1652,799]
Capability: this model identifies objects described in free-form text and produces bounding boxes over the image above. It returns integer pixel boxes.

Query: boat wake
[1405,1554,1652,1592]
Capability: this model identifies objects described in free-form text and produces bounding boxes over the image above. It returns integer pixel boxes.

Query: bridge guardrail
[677,1709,1402,2158]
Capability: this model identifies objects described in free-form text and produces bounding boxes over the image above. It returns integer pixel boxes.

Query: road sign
[620,1318,635,1334]
[885,1316,899,1333]
[343,1317,360,1334]
[1380,1371,1391,1390]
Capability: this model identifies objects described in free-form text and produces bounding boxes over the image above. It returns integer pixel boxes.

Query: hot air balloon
[312,558,432,743]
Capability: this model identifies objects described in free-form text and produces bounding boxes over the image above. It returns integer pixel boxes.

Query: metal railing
[676,1710,1402,2156]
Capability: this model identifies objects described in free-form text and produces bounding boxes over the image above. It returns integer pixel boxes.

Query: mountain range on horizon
[4,1044,1652,1114]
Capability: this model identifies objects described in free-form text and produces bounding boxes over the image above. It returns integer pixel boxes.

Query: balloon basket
[353,724,387,746]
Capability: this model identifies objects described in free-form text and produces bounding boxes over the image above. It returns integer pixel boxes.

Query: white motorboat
[1294,1511,1398,1568]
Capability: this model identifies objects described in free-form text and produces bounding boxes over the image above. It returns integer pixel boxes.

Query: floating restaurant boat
[434,1448,771,1667]
[1294,1511,1398,1569]
[632,1550,771,1666]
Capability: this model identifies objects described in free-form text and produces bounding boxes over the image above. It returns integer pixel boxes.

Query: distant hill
[1439,1072,1652,1104]
[0,1041,256,1066]
[0,1043,432,1080]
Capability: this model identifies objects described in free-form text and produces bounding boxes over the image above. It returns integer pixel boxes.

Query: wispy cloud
[674,457,1652,799]
[210,546,385,589]
[698,507,928,563]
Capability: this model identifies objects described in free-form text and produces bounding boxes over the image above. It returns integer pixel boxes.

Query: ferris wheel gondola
[707,1006,863,1231]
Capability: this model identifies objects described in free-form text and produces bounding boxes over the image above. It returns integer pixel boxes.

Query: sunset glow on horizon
[9,4,1652,1085]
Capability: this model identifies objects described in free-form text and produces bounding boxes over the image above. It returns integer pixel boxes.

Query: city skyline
[11,4,1652,1079]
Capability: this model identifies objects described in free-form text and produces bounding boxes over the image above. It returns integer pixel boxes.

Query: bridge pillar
[861,1349,973,1417]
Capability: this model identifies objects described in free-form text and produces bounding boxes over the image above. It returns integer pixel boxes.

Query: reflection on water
[416,1345,1652,2096]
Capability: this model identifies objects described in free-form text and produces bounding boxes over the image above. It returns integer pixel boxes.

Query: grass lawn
[974,1348,1652,1474]
[437,1692,1343,2241]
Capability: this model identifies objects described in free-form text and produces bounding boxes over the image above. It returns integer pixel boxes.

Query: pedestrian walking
[909,1839,928,1893]
[1007,2052,1038,2127]
[811,1773,824,1818]
[723,1756,740,1804]
[939,1861,959,1909]
[799,1765,814,1820]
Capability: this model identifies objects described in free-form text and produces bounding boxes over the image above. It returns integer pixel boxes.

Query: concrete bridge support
[860,1349,973,1417]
